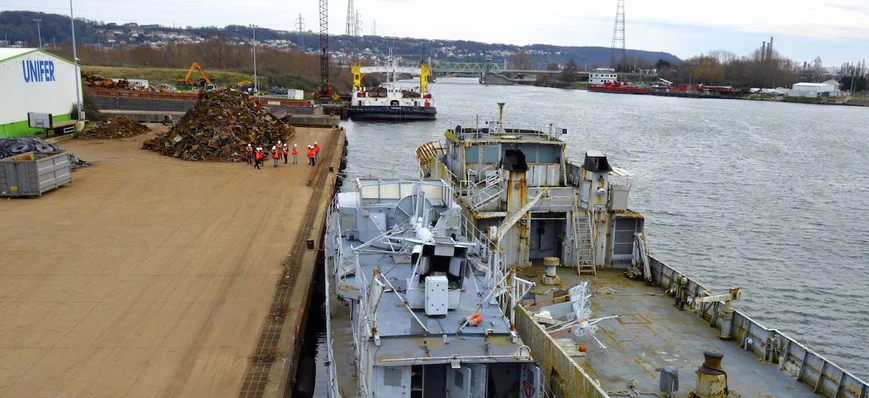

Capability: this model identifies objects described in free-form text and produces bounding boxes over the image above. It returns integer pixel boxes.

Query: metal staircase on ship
[573,211,596,275]
[467,167,503,213]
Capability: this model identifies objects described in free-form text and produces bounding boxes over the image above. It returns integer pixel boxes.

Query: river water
[310,78,869,393]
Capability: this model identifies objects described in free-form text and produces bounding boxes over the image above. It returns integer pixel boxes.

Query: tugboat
[349,56,436,121]
[323,179,540,397]
[408,102,869,396]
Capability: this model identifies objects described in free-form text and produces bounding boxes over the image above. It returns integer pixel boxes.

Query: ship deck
[517,267,815,397]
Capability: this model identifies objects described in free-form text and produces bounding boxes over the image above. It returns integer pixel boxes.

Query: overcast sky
[5,0,869,64]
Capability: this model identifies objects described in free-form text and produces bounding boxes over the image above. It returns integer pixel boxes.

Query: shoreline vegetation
[541,80,868,107]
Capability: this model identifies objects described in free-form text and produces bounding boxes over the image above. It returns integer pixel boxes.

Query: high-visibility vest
[282,145,289,155]
[292,147,298,156]
[246,146,253,155]
[314,145,320,154]
[255,150,264,160]
[307,148,315,158]
[272,148,280,159]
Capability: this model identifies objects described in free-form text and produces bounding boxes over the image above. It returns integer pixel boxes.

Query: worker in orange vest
[292,144,299,164]
[313,141,321,162]
[254,147,263,170]
[271,145,280,168]
[282,142,289,164]
[307,145,316,166]
[245,143,253,165]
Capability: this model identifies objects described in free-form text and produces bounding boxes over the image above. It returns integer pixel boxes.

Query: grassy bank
[81,65,259,88]
[785,96,822,104]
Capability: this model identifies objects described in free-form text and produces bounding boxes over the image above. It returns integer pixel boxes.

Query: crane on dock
[313,0,339,101]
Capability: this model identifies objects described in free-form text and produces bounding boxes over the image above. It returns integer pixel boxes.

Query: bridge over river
[430,61,592,85]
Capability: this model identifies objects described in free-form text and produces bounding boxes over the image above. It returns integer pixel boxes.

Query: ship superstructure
[323,179,540,397]
[412,103,869,397]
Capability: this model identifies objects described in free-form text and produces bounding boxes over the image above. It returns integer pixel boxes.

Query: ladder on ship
[470,169,503,213]
[574,211,596,275]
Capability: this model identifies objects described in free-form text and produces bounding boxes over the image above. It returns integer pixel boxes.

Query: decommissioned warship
[322,103,868,397]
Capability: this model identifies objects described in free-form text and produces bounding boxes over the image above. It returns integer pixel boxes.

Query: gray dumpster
[0,151,72,197]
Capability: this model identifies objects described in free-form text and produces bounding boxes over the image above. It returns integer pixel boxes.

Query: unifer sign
[21,60,56,83]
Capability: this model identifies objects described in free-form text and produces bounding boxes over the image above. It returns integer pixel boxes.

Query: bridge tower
[611,0,626,68]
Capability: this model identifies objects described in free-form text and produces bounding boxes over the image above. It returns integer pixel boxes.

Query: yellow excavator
[178,62,216,90]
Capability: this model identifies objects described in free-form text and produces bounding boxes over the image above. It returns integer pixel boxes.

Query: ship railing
[508,273,535,326]
[447,121,568,141]
[649,256,869,396]
[415,140,446,177]
[324,202,345,397]
[453,201,507,289]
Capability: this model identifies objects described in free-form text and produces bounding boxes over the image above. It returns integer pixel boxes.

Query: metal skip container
[0,151,72,197]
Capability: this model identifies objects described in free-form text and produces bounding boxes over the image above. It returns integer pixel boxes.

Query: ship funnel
[497,102,505,132]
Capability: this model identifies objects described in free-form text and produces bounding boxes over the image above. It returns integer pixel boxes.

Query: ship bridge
[416,118,644,272]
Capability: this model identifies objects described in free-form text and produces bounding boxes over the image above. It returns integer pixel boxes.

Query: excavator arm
[181,62,212,85]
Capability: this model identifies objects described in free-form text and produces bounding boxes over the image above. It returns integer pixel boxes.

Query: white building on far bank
[790,79,840,97]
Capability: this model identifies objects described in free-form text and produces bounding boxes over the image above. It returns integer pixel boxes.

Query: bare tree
[509,51,533,70]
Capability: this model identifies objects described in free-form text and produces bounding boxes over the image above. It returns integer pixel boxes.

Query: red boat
[588,81,654,94]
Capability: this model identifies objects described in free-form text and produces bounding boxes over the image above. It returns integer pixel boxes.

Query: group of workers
[245,140,320,169]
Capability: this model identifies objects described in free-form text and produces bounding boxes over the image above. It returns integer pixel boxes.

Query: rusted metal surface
[88,87,200,101]
[87,88,313,107]
[513,306,608,398]
[414,140,446,176]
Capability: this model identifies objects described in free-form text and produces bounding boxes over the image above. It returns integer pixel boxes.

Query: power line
[345,0,355,36]
[294,13,305,49]
[611,0,626,67]
[355,11,362,37]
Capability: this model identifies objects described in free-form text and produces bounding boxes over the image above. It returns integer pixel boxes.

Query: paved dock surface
[0,126,335,397]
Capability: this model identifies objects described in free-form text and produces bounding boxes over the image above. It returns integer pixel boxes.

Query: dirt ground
[0,126,334,397]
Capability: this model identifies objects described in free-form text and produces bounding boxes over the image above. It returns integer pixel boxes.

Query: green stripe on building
[1,114,72,139]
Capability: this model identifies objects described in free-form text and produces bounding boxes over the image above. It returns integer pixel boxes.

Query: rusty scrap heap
[81,72,138,90]
[81,72,176,92]
[84,117,150,139]
[142,88,294,161]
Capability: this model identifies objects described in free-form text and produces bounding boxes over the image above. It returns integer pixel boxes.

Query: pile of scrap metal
[0,137,89,170]
[82,116,150,139]
[529,281,619,352]
[82,72,133,90]
[81,72,176,92]
[142,87,295,161]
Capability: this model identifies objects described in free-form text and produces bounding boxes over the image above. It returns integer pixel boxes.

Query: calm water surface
[312,78,869,392]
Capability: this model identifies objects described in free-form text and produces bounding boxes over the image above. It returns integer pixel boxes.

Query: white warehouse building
[790,79,840,98]
[0,48,82,138]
